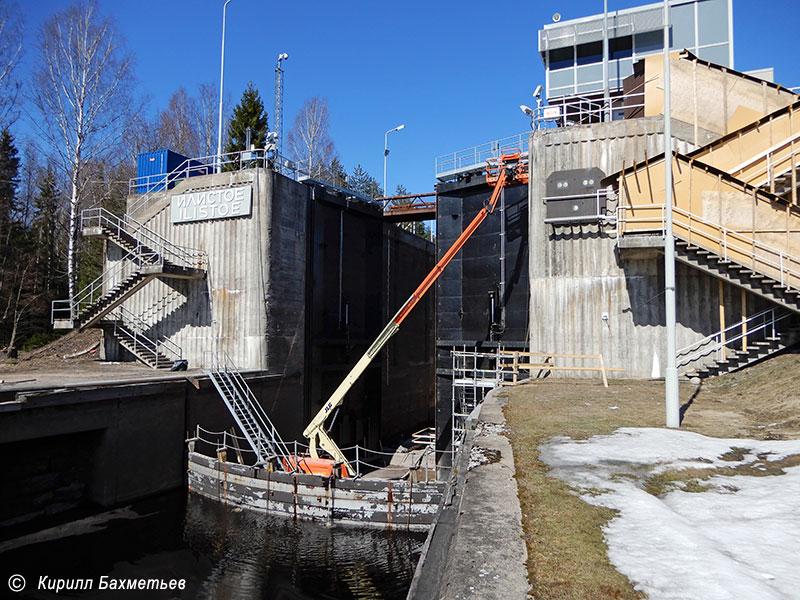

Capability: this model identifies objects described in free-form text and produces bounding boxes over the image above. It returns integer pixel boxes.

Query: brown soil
[0,329,103,374]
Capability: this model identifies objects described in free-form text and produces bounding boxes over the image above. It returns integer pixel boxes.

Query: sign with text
[170,185,252,224]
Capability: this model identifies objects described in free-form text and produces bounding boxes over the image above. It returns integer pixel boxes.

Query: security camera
[520,104,534,116]
[533,85,543,98]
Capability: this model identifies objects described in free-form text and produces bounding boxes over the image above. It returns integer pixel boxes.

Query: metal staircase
[52,208,206,330]
[204,353,294,470]
[102,306,182,369]
[677,308,799,379]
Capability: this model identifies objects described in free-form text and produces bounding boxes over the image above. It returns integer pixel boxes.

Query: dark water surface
[1,490,426,599]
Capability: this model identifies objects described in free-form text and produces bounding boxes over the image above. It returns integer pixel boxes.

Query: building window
[576,41,603,66]
[634,30,664,55]
[548,46,574,70]
[609,36,633,60]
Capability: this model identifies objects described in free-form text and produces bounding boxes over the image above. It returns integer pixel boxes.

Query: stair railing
[617,204,800,291]
[727,130,800,190]
[81,207,207,270]
[676,307,792,368]
[203,351,294,470]
[108,305,182,363]
[51,250,147,323]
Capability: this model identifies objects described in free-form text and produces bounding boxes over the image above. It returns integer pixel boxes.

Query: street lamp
[383,124,405,197]
[216,0,233,173]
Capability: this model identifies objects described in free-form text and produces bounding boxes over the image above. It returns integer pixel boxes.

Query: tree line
[0,0,421,354]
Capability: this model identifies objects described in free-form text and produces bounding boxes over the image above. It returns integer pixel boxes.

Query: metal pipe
[603,0,610,122]
[663,0,680,428]
[216,0,233,174]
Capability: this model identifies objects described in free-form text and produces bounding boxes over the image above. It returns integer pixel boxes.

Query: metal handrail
[676,307,791,367]
[109,305,182,362]
[535,90,646,130]
[727,131,800,190]
[204,351,295,470]
[51,249,145,323]
[617,204,800,291]
[81,207,206,270]
[434,133,529,181]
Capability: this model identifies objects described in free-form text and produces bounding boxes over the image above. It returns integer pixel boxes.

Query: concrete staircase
[674,239,800,313]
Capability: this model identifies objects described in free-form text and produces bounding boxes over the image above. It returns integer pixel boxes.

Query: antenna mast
[274,53,288,172]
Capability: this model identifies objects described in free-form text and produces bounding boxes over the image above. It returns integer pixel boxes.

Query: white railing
[534,89,646,130]
[676,307,791,368]
[109,305,183,364]
[616,204,800,291]
[81,207,206,270]
[434,133,529,181]
[51,249,147,324]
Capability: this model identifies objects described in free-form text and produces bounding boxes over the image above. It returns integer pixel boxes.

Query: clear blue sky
[17,0,800,195]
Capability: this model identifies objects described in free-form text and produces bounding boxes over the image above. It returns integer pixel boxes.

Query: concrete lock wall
[529,116,771,378]
[116,168,305,371]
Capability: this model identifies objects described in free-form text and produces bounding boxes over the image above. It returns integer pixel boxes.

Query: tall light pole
[663,0,680,427]
[383,124,405,197]
[216,0,233,173]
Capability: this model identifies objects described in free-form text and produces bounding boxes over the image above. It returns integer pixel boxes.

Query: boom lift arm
[302,152,528,476]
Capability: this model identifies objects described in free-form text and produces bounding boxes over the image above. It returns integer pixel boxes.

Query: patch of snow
[539,428,800,599]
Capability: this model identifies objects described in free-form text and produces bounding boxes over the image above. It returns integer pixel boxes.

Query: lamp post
[383,124,405,197]
[216,0,233,173]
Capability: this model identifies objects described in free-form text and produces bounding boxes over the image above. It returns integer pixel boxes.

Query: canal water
[0,490,426,599]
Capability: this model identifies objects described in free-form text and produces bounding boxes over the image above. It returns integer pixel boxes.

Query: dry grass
[502,352,800,599]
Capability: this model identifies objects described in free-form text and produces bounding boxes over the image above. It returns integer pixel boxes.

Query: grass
[501,353,800,599]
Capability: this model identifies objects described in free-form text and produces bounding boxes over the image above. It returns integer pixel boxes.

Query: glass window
[577,41,603,66]
[609,36,633,59]
[634,30,664,55]
[697,43,730,66]
[548,46,574,70]
[697,0,729,46]
[671,2,695,50]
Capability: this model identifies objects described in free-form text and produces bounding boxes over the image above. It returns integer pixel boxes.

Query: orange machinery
[297,151,529,477]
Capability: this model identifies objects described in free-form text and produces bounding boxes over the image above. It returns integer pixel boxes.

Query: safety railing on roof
[534,88,646,130]
[81,207,206,270]
[676,307,792,368]
[617,204,800,291]
[434,133,529,181]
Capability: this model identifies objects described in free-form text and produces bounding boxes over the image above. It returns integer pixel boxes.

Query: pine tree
[348,164,383,199]
[323,156,348,188]
[32,166,63,294]
[0,128,19,243]
[224,81,268,168]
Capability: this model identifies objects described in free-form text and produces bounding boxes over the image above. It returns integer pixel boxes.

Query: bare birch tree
[0,1,23,126]
[155,86,202,157]
[197,82,220,157]
[29,1,139,300]
[287,97,336,178]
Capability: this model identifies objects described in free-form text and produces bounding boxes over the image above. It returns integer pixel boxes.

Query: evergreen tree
[0,128,19,242]
[323,156,348,188]
[224,81,268,168]
[31,166,63,294]
[348,164,383,199]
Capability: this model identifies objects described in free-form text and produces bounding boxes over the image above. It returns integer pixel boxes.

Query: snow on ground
[538,428,800,599]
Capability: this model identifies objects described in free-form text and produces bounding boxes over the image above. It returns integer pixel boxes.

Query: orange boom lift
[299,151,529,477]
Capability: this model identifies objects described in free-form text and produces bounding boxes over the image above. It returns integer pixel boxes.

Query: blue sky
[16,0,800,195]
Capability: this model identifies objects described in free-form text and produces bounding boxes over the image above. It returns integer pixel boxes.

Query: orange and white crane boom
[302,152,529,477]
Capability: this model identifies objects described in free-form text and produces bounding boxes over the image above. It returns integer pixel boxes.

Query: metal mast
[274,53,288,171]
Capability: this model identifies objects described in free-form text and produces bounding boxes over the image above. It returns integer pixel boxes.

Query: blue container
[136,149,189,193]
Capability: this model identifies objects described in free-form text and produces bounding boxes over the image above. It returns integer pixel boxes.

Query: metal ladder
[204,353,294,470]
